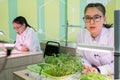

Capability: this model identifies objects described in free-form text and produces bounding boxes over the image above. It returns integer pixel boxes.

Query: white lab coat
[76,27,114,75]
[15,27,42,52]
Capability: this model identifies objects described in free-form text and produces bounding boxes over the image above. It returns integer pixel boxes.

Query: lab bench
[0,52,43,80]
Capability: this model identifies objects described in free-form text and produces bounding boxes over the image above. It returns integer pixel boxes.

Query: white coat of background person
[13,16,42,52]
[76,3,114,75]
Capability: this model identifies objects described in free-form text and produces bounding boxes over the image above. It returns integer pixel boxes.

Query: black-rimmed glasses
[83,15,102,23]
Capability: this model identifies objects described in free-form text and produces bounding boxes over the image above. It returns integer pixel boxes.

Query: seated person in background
[13,16,42,52]
[76,3,114,75]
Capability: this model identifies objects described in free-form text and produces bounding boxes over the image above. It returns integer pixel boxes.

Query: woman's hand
[82,65,98,74]
[21,45,29,52]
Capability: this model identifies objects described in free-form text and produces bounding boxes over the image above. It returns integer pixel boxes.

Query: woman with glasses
[76,3,114,75]
[13,16,42,52]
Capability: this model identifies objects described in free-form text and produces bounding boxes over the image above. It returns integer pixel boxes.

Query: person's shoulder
[107,27,114,33]
[103,27,114,32]
[108,27,114,30]
[103,27,114,37]
[27,27,35,32]
[26,27,36,35]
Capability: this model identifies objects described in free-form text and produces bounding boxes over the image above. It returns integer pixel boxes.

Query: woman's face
[84,7,106,37]
[13,22,26,34]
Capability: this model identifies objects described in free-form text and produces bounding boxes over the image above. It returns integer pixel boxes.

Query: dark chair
[44,41,60,57]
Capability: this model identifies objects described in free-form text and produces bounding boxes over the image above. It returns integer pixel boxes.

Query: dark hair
[84,3,112,28]
[13,16,32,28]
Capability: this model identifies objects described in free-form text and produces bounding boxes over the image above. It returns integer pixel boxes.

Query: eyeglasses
[83,15,102,23]
[14,25,22,30]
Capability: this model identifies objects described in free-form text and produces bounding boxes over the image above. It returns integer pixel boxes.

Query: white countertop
[0,49,43,58]
[13,69,34,80]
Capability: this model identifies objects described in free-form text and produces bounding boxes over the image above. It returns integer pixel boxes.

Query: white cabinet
[0,52,43,80]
